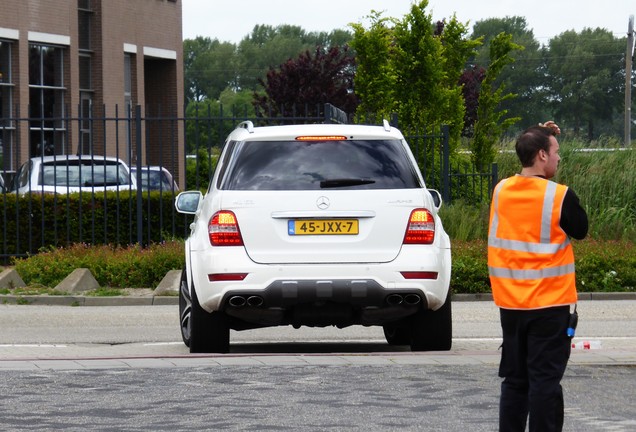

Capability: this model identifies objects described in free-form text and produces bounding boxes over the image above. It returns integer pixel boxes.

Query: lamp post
[625,15,634,147]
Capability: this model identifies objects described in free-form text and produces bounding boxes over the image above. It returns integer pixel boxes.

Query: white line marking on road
[0,344,68,348]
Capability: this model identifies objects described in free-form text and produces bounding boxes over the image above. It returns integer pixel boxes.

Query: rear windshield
[39,160,131,187]
[220,139,421,191]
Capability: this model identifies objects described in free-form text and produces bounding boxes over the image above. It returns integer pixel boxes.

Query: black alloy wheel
[178,268,192,347]
[409,292,452,351]
[383,321,411,346]
[188,278,230,354]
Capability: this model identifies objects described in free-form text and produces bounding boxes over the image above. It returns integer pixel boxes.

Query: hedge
[8,239,635,293]
[1,191,192,257]
[451,239,636,294]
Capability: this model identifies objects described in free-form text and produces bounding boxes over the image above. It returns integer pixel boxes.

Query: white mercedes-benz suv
[175,120,452,353]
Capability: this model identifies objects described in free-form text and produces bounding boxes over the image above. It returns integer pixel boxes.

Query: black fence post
[491,162,499,196]
[390,113,398,128]
[441,125,451,204]
[135,105,143,248]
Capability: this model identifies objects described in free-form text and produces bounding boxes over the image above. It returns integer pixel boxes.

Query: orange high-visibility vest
[488,175,577,309]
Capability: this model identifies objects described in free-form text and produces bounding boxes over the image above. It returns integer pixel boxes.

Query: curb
[0,295,179,306]
[2,292,635,306]
[452,292,636,302]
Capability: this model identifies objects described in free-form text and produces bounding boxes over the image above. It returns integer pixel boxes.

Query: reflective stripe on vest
[489,263,575,279]
[489,178,571,254]
[488,176,577,309]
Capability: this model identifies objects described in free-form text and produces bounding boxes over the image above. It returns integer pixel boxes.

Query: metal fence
[0,104,497,261]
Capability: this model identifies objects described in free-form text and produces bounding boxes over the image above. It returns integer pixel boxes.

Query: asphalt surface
[1,363,635,432]
[1,295,635,370]
[1,298,635,431]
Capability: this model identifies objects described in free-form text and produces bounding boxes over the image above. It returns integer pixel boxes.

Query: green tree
[236,25,353,93]
[184,90,255,156]
[350,11,398,122]
[471,17,547,128]
[184,37,238,102]
[546,28,625,140]
[472,33,523,169]
[351,0,480,147]
[184,26,353,104]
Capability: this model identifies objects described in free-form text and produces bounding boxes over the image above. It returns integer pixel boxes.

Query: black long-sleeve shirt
[561,188,588,240]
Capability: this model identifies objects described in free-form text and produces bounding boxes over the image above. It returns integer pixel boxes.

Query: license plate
[288,219,359,235]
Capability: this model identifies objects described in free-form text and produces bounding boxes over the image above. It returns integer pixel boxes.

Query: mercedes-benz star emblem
[316,196,330,210]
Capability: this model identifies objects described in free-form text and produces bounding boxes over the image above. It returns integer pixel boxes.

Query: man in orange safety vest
[488,121,588,432]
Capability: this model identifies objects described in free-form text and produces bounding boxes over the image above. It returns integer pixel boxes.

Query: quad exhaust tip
[385,293,421,306]
[228,295,264,308]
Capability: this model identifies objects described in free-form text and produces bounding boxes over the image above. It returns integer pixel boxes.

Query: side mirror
[175,191,202,214]
[428,189,442,210]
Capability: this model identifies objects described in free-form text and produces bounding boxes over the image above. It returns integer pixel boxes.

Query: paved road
[1,300,634,364]
[1,300,635,431]
[1,363,635,432]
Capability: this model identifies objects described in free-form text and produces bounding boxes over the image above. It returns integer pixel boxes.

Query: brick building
[0,0,184,185]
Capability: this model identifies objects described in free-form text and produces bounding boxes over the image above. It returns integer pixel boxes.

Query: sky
[182,0,634,45]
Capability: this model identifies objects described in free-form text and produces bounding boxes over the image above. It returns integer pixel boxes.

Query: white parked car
[175,121,452,353]
[14,155,136,194]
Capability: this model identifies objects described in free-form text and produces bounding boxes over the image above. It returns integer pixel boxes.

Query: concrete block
[0,268,26,289]
[55,268,99,293]
[154,269,181,296]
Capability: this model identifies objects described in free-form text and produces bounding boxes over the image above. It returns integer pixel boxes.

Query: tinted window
[133,169,174,191]
[221,139,421,191]
[18,161,32,188]
[38,160,130,187]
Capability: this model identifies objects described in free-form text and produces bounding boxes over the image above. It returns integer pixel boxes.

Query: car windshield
[220,139,421,191]
[39,160,131,187]
[134,169,174,191]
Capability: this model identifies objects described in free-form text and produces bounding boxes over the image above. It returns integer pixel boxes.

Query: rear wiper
[320,178,376,188]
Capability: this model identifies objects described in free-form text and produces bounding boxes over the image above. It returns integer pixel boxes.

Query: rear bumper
[187,244,451,328]
[221,279,429,328]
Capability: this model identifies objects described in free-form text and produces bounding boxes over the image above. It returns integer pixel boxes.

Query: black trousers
[498,306,571,432]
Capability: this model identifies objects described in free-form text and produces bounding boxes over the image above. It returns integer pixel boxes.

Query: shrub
[12,241,184,289]
[450,240,490,293]
[573,240,636,292]
[11,238,633,293]
[1,192,192,257]
[449,239,635,294]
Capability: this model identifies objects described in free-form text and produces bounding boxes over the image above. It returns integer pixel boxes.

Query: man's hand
[539,120,561,136]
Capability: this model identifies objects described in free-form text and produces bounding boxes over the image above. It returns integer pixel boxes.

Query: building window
[79,54,92,90]
[78,0,92,11]
[124,54,133,111]
[79,0,94,155]
[29,44,66,157]
[124,53,135,159]
[0,40,14,170]
[0,40,13,124]
[78,1,92,51]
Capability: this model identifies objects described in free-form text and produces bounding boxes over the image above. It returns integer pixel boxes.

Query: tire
[178,269,192,347]
[409,292,452,351]
[383,321,411,346]
[186,274,230,354]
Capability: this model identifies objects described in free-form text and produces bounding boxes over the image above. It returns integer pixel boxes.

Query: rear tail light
[403,209,435,244]
[209,210,243,246]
